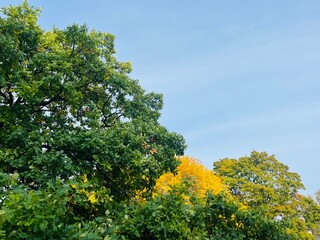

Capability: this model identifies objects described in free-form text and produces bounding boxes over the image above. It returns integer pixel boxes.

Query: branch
[75,80,94,91]
[100,94,113,114]
[38,95,65,107]
[14,96,24,106]
[32,94,65,114]
[8,86,14,107]
[0,88,8,102]
[103,110,120,120]
[41,144,52,151]
[102,111,123,127]
[68,40,77,59]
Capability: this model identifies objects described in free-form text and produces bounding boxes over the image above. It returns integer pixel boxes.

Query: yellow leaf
[154,156,226,198]
[88,192,98,204]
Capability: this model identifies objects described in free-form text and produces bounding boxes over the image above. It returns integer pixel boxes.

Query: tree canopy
[213,151,304,207]
[1,2,319,239]
[213,151,320,238]
[0,2,185,202]
[154,156,225,197]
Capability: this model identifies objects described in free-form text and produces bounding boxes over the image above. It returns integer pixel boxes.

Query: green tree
[203,193,293,240]
[0,1,185,199]
[213,151,304,208]
[0,2,185,237]
[296,195,320,238]
[213,151,319,239]
[109,183,292,240]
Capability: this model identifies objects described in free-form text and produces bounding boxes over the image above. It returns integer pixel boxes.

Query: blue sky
[3,1,320,195]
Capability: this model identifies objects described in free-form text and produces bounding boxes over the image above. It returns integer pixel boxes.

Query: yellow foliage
[87,192,98,204]
[82,175,88,183]
[154,156,225,197]
[134,187,148,203]
[69,175,99,204]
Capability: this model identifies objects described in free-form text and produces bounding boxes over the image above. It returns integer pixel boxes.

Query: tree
[0,2,185,236]
[203,192,293,240]
[213,151,304,208]
[1,2,317,239]
[154,156,225,197]
[111,183,292,240]
[295,195,320,238]
[0,1,185,199]
[213,151,320,239]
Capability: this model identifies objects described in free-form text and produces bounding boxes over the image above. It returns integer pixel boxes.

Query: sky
[2,0,320,195]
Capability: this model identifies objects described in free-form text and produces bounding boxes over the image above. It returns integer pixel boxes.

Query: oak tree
[0,0,185,222]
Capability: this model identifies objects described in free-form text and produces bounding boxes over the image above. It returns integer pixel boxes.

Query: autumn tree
[154,156,225,197]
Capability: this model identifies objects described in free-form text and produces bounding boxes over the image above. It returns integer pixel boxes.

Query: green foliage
[1,2,319,239]
[112,186,205,239]
[0,1,185,202]
[0,179,115,239]
[1,183,69,239]
[293,195,320,238]
[0,2,185,238]
[104,185,292,240]
[204,193,293,240]
[213,151,304,207]
[213,151,319,239]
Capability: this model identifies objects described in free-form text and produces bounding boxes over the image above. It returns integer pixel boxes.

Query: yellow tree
[154,156,225,197]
